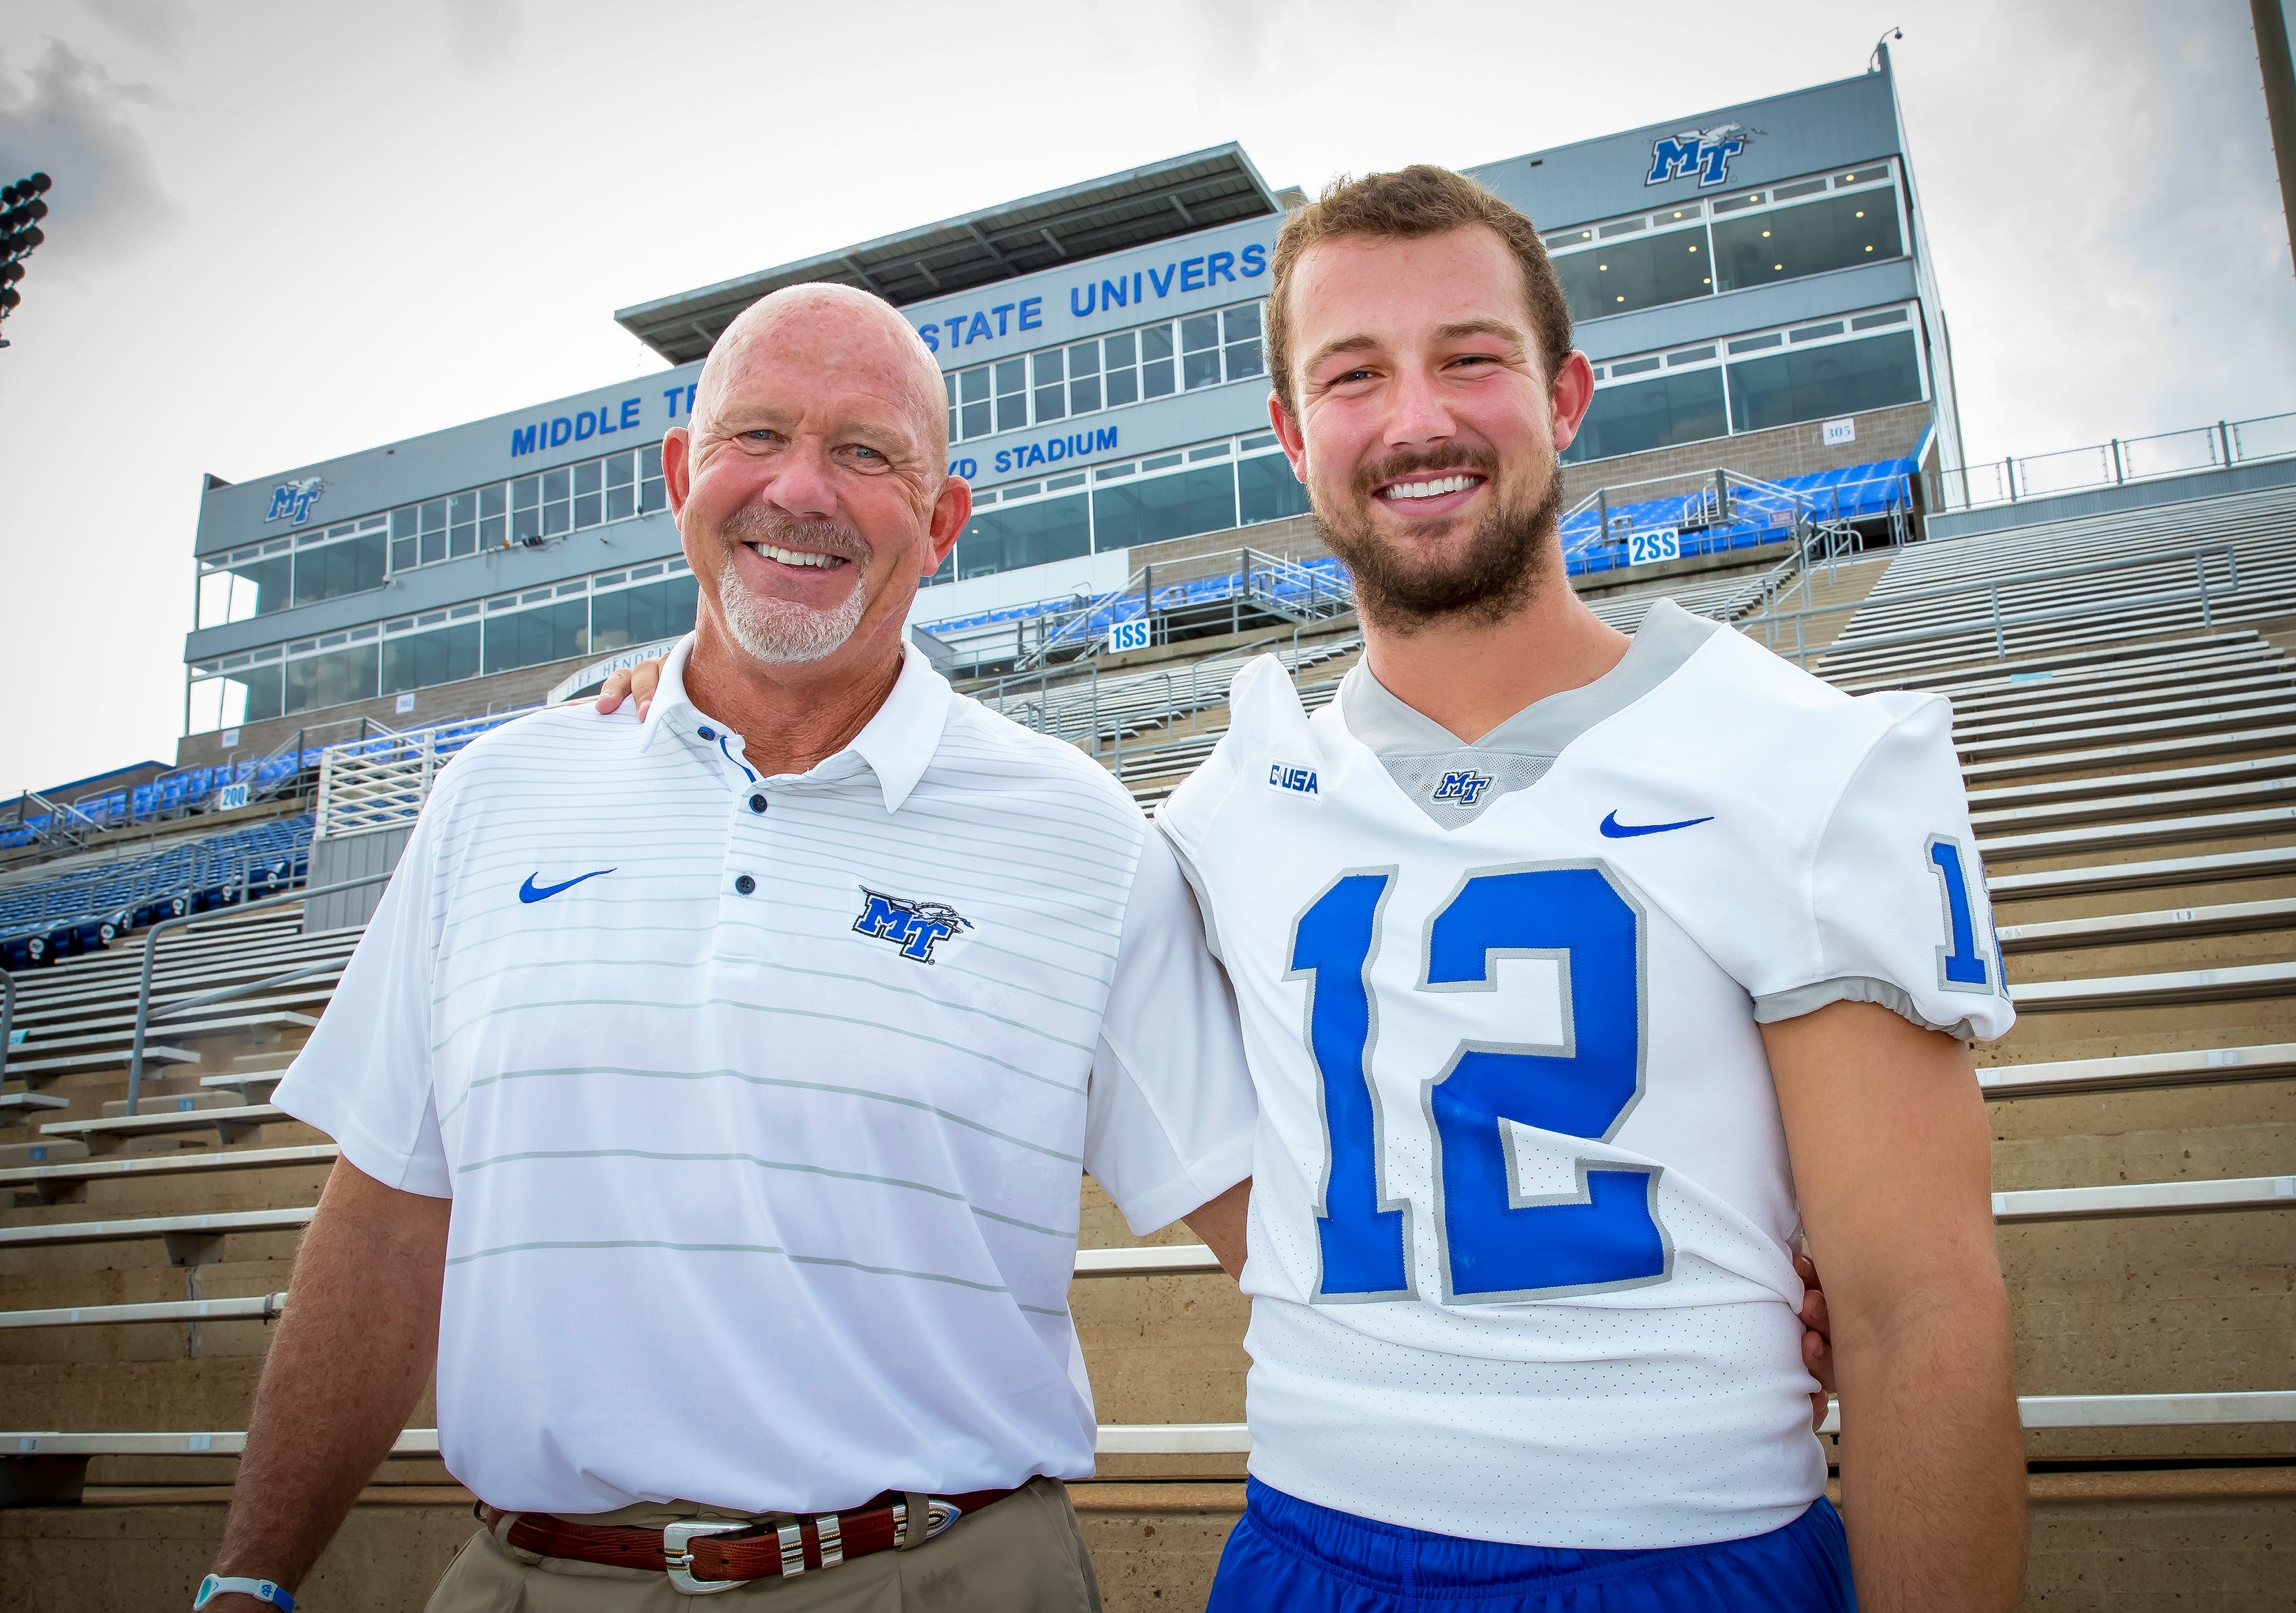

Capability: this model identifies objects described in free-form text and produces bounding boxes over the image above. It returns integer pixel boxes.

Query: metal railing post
[0,967,15,1087]
[1991,588,2007,657]
[2220,420,2235,467]
[2197,554,2213,627]
[126,864,401,1114]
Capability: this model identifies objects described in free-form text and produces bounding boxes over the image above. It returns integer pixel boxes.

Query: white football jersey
[1156,600,2014,1549]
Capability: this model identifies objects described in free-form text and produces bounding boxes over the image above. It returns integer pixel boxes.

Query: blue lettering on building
[922,241,1271,349]
[947,456,979,479]
[512,394,654,456]
[992,425,1118,474]
[1646,124,1754,188]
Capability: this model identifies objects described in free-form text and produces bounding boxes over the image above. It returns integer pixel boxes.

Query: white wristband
[193,1574,296,1610]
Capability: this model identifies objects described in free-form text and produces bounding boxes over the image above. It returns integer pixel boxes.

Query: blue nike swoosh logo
[519,869,615,903]
[1599,811,1715,839]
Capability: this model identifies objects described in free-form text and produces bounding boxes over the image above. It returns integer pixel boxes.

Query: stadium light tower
[0,170,52,351]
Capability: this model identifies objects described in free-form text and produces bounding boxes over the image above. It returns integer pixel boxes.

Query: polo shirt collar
[636,632,949,814]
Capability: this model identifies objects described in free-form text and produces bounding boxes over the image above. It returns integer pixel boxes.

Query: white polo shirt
[276,635,1256,1516]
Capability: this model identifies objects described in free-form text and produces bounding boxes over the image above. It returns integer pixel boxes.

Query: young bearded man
[597,168,2018,1613]
[1150,168,2023,1612]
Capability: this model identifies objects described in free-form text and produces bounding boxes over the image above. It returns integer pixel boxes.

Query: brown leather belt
[480,1485,1023,1594]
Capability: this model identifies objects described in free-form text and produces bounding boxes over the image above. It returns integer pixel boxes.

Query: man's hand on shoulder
[596,658,668,719]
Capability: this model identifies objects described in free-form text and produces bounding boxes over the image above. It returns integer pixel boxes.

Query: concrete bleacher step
[0,1139,87,1172]
[1987,845,2296,900]
[101,1092,240,1120]
[1939,646,2291,711]
[39,1104,289,1155]
[1967,753,2296,811]
[0,1094,68,1129]
[1849,631,2284,698]
[1969,768,2296,831]
[1933,673,2296,738]
[199,1072,284,1103]
[1979,806,2296,863]
[1978,1042,2296,1097]
[1996,898,2296,952]
[6,1005,316,1059]
[1,1047,198,1090]
[0,1142,338,1206]
[1957,702,2296,764]
[1964,724,2296,784]
[0,1206,313,1262]
[2010,960,2296,1013]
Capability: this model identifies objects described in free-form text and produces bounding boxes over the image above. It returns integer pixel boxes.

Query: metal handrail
[126,870,396,1112]
[0,967,13,1088]
[1929,407,2296,513]
[1734,543,2239,668]
[151,958,347,1025]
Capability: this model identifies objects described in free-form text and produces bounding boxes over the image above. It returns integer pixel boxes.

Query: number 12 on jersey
[1288,863,1666,1306]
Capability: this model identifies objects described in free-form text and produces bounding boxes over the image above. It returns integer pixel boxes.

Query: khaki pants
[424,1478,1101,1612]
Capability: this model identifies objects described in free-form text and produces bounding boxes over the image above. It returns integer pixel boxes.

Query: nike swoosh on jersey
[519,869,615,903]
[1598,811,1715,838]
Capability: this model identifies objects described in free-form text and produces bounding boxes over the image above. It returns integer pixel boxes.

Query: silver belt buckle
[889,1497,964,1545]
[664,1520,748,1596]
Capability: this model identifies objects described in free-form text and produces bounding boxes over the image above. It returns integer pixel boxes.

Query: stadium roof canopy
[614,144,1286,365]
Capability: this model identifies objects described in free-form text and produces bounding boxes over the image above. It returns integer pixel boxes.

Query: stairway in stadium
[3,487,2289,1609]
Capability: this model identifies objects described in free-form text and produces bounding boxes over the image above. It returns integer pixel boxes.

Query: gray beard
[714,508,871,665]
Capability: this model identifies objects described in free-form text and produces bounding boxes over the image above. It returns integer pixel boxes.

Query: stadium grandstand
[5,52,2293,1613]
[6,416,2293,1606]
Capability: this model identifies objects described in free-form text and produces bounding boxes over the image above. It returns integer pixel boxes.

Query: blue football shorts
[1204,1478,1855,1612]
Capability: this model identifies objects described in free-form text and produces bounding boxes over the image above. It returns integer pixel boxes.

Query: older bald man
[197,284,1258,1613]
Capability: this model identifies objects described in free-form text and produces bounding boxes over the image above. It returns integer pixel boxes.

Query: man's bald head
[662,278,969,691]
[690,282,948,464]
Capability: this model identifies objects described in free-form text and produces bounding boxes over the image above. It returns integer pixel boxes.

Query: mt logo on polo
[853,886,974,964]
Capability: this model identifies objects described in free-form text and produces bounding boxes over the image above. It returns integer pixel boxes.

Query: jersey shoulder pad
[1157,654,1306,844]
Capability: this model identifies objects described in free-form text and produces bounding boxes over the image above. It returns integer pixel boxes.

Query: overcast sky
[2,0,2291,796]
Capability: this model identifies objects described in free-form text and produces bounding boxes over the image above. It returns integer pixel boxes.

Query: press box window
[1554,226,1710,321]
[1238,452,1309,525]
[481,597,588,675]
[955,494,1090,579]
[196,546,293,627]
[291,529,387,608]
[186,663,285,733]
[1726,329,1922,433]
[1710,191,1904,293]
[1090,463,1237,549]
[591,572,700,653]
[283,643,380,715]
[1563,369,1728,464]
[381,623,481,695]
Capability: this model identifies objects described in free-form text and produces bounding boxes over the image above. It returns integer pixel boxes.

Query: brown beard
[1311,441,1564,632]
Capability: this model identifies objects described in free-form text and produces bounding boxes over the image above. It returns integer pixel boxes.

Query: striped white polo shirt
[276,635,1256,1516]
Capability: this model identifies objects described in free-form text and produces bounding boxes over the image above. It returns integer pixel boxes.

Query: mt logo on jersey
[1431,770,1494,807]
[853,887,973,963]
[1599,811,1716,838]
